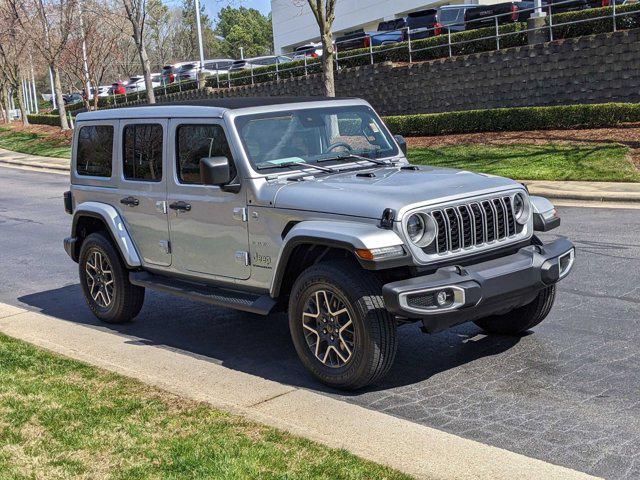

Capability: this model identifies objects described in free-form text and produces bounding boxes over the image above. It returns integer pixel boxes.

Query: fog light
[436,290,449,306]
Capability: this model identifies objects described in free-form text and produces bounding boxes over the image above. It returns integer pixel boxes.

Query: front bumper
[382,237,574,333]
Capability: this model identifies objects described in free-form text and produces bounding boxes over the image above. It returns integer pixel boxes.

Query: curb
[0,159,69,172]
[0,302,599,480]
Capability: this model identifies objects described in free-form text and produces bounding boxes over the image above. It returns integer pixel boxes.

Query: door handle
[120,196,139,207]
[169,201,192,212]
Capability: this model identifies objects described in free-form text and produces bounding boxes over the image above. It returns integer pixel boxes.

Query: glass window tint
[76,125,113,177]
[123,124,163,182]
[176,124,234,184]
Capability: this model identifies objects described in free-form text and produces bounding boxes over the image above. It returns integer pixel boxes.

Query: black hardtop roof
[134,96,350,110]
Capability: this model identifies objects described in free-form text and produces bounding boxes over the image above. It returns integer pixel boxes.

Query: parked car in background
[161,62,194,85]
[228,55,293,72]
[292,43,323,59]
[125,74,162,93]
[88,86,110,101]
[177,59,235,81]
[335,19,406,52]
[405,9,443,39]
[464,1,538,30]
[63,93,83,105]
[437,4,479,32]
[108,82,126,95]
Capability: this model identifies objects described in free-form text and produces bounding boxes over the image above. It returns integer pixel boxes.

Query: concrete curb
[0,159,69,172]
[0,302,600,480]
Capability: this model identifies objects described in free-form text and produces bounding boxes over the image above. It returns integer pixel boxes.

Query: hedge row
[27,114,61,126]
[552,4,640,39]
[383,103,640,136]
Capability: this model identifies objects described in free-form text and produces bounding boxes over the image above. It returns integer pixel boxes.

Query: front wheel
[473,285,556,335]
[288,261,397,390]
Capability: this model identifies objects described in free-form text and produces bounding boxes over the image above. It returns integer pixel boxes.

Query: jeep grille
[430,196,520,255]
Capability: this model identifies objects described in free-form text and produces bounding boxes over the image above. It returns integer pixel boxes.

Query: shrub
[27,114,61,127]
[383,103,640,136]
[550,4,640,39]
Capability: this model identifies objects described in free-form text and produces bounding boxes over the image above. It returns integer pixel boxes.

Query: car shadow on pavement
[18,284,523,395]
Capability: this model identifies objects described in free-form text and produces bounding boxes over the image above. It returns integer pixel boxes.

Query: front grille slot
[429,194,519,256]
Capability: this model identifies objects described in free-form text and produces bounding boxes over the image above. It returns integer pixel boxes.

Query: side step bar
[129,271,278,315]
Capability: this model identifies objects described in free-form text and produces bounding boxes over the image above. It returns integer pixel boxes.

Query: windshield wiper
[256,161,335,173]
[318,153,396,166]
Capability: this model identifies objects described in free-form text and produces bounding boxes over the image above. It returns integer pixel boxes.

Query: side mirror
[394,134,407,155]
[200,156,231,186]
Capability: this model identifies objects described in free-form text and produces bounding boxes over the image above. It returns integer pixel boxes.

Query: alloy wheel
[85,249,115,308]
[302,289,355,368]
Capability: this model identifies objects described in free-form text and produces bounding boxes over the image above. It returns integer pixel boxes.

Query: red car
[108,82,126,95]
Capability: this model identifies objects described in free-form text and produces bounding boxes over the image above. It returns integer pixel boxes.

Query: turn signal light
[355,245,405,261]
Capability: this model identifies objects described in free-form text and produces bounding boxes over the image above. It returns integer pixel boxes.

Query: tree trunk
[321,31,336,97]
[0,86,9,123]
[137,42,156,104]
[16,80,29,126]
[52,64,70,130]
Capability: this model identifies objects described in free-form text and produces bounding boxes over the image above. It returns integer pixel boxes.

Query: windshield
[235,105,399,173]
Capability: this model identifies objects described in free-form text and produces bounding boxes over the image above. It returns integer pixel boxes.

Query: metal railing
[220,0,637,88]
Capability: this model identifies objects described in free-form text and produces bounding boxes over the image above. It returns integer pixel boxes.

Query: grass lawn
[0,126,72,159]
[0,333,409,480]
[407,143,640,182]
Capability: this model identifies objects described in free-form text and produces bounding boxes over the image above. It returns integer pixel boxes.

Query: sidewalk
[1,148,639,203]
[0,302,598,480]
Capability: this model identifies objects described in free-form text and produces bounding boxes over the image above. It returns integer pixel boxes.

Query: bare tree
[305,0,337,97]
[0,0,30,125]
[120,0,155,103]
[19,0,77,130]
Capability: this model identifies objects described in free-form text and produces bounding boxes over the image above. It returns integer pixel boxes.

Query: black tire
[78,232,145,324]
[288,261,397,390]
[474,285,556,335]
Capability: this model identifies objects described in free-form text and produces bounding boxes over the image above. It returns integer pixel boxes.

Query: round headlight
[513,192,530,225]
[406,213,437,247]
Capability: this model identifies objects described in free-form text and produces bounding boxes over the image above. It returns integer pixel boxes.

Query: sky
[203,0,272,22]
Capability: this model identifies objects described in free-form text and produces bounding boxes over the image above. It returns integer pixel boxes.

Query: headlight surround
[513,192,531,225]
[405,213,437,247]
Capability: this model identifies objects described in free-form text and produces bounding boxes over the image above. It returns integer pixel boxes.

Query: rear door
[117,119,171,267]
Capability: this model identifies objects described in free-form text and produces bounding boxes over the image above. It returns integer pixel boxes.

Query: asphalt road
[1,166,639,480]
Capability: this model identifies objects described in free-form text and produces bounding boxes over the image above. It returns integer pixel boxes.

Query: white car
[125,74,162,93]
[177,59,235,81]
[228,55,293,72]
[88,86,110,100]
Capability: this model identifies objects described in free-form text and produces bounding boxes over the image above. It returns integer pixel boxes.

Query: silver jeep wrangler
[63,97,575,389]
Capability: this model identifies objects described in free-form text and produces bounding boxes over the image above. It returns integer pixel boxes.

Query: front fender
[270,220,407,297]
[69,202,141,267]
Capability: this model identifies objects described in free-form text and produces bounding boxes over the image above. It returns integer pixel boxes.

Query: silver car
[177,59,235,81]
[63,97,574,390]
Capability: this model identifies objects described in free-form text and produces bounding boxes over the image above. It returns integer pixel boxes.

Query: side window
[123,123,163,182]
[176,124,234,184]
[76,125,113,177]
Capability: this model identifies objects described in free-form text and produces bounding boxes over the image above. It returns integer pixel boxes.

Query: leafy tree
[214,7,273,59]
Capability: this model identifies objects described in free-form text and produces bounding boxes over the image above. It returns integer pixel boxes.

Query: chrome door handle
[169,201,191,212]
[120,196,139,207]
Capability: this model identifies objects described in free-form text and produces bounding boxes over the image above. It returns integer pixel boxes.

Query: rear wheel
[288,261,397,390]
[474,285,556,335]
[79,232,145,324]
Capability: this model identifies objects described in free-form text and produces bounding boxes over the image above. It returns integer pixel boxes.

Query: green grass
[0,126,71,158]
[0,333,410,480]
[408,143,640,182]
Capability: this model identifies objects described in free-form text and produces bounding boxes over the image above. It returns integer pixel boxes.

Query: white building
[271,0,493,54]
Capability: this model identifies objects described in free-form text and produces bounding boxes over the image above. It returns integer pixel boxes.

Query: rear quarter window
[76,125,114,177]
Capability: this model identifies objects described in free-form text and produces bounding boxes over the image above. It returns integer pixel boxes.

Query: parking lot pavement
[1,166,639,480]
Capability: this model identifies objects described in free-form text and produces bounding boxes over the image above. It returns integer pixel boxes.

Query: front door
[117,119,171,267]
[166,119,250,280]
